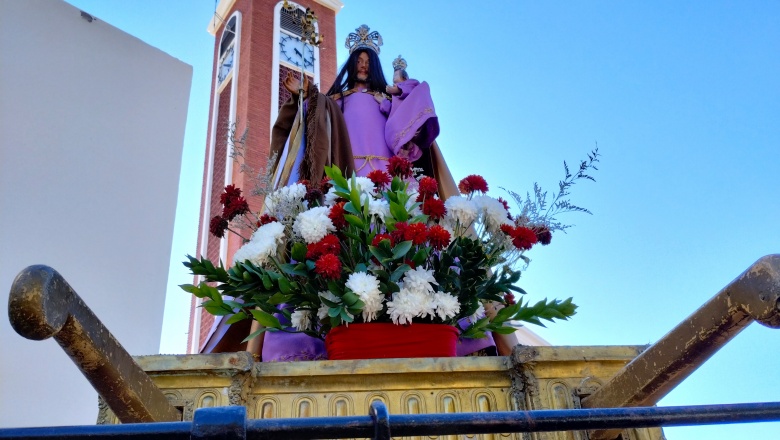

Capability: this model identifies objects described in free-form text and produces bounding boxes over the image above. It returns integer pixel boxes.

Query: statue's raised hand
[386,84,401,95]
[283,72,309,96]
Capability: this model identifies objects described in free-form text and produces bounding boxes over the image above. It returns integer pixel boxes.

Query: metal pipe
[581,254,780,439]
[1,401,779,440]
[7,265,181,423]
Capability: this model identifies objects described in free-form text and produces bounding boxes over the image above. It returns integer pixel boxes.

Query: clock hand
[294,48,302,57]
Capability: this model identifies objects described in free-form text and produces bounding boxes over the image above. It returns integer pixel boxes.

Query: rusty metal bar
[581,254,780,439]
[1,401,780,439]
[7,265,181,423]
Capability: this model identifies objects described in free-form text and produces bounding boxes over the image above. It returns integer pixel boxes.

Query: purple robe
[456,318,497,356]
[337,91,395,176]
[385,79,439,161]
[261,306,326,362]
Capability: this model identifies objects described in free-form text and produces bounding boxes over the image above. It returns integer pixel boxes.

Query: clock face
[279,33,315,73]
[218,45,235,84]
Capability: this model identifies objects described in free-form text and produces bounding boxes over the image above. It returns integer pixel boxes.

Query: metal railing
[2,400,780,440]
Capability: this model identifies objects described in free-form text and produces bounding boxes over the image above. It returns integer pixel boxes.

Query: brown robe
[270,84,355,185]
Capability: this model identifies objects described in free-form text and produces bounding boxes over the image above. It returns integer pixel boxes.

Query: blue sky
[65,1,780,438]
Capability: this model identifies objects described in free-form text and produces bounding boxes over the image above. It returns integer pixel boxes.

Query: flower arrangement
[183,150,599,343]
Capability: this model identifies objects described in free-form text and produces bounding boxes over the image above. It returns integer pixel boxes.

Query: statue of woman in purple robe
[261,25,502,362]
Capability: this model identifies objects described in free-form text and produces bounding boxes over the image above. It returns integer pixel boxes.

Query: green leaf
[344,214,365,229]
[389,264,411,283]
[250,309,281,328]
[202,300,232,316]
[281,263,309,277]
[223,300,244,310]
[340,309,354,323]
[389,201,409,222]
[225,311,248,325]
[390,176,404,192]
[392,240,413,260]
[411,249,429,266]
[268,292,293,305]
[291,242,308,262]
[241,327,268,343]
[342,291,361,307]
[491,326,518,335]
[344,202,361,215]
[278,277,292,294]
[368,246,390,267]
[325,165,349,190]
[179,283,199,294]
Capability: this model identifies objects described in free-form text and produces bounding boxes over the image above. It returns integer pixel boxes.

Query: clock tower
[188,0,343,354]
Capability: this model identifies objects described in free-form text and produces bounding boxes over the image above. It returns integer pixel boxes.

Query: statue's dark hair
[326,48,388,98]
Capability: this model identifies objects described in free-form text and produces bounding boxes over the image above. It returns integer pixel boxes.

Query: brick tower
[188,0,342,354]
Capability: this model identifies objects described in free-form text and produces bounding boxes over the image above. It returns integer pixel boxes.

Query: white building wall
[0,0,191,427]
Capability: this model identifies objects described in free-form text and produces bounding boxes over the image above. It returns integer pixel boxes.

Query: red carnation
[458,175,489,195]
[500,224,515,236]
[504,292,516,305]
[319,176,333,192]
[222,196,249,220]
[367,169,392,190]
[371,233,394,247]
[386,156,414,179]
[533,226,552,246]
[328,201,348,229]
[306,242,321,260]
[304,187,323,205]
[404,259,417,269]
[307,234,340,260]
[497,197,513,219]
[256,214,277,227]
[315,253,342,280]
[418,176,439,196]
[219,184,242,205]
[422,198,447,220]
[403,222,429,245]
[428,225,451,250]
[318,234,341,255]
[390,221,409,244]
[511,226,538,251]
[209,215,228,238]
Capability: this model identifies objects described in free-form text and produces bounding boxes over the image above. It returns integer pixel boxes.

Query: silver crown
[345,24,382,54]
[392,55,407,71]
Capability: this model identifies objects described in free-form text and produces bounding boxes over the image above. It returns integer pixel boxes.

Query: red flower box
[325,323,459,360]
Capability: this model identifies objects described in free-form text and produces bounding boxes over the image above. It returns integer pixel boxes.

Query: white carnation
[293,206,335,244]
[231,221,286,266]
[402,267,438,295]
[345,272,384,322]
[469,302,486,323]
[350,176,375,195]
[264,183,307,218]
[291,309,312,331]
[444,196,478,226]
[281,183,307,201]
[473,195,513,232]
[323,187,340,206]
[387,287,431,325]
[433,292,460,320]
[368,198,390,220]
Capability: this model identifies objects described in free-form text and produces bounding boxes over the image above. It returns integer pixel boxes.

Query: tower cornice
[207,0,344,36]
